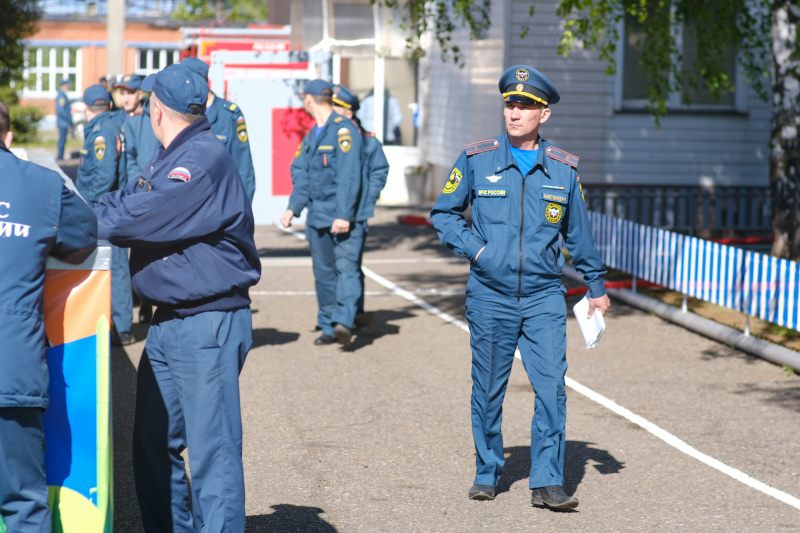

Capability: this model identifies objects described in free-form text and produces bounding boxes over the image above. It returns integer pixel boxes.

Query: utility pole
[107,0,125,80]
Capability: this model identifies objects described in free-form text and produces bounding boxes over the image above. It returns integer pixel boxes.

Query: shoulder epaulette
[222,101,239,113]
[364,131,376,137]
[545,146,579,168]
[333,116,344,123]
[464,138,500,156]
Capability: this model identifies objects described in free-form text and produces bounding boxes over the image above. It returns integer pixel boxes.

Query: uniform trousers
[57,127,68,161]
[111,245,133,334]
[0,407,50,533]
[355,224,369,314]
[466,285,567,489]
[306,222,366,336]
[132,308,252,533]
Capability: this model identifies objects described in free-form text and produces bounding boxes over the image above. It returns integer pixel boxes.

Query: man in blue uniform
[111,74,144,129]
[0,100,98,532]
[93,63,261,533]
[331,84,390,329]
[430,65,610,509]
[280,79,364,346]
[120,76,159,325]
[55,78,72,160]
[76,85,133,346]
[180,57,256,203]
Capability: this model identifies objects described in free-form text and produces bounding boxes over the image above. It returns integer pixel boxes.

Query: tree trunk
[770,1,800,259]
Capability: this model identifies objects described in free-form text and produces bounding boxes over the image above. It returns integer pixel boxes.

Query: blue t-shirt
[314,126,323,143]
[510,145,538,176]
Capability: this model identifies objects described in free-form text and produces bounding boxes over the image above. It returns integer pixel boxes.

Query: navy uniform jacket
[123,99,160,180]
[0,141,97,408]
[287,114,363,229]
[355,131,389,222]
[93,116,261,309]
[56,89,72,128]
[206,94,256,203]
[430,135,606,299]
[110,108,129,130]
[77,111,127,202]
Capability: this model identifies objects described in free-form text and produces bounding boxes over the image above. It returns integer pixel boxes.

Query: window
[21,47,82,98]
[618,7,739,111]
[135,48,180,76]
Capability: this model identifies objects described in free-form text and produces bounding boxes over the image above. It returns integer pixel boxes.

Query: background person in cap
[430,65,610,509]
[55,78,73,160]
[332,84,390,330]
[110,74,144,129]
[280,79,364,346]
[180,57,256,203]
[92,63,261,533]
[0,99,98,533]
[76,84,133,347]
[119,74,159,326]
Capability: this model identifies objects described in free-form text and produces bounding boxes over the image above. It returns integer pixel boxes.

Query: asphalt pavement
[109,207,800,532]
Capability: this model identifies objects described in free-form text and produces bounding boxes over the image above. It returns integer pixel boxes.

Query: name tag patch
[542,193,567,203]
[477,189,508,197]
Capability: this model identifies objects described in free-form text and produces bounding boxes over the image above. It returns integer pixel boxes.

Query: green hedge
[0,86,43,145]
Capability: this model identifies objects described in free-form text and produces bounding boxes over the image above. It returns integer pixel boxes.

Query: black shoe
[333,323,352,346]
[531,485,578,510]
[354,311,374,330]
[139,304,153,325]
[314,334,337,346]
[111,331,134,346]
[468,484,495,501]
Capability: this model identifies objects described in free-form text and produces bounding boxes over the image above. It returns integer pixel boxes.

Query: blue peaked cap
[180,57,210,80]
[498,65,560,106]
[332,84,359,111]
[117,74,143,90]
[141,64,208,115]
[83,84,111,106]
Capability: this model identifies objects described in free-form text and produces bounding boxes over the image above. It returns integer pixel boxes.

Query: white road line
[275,221,800,510]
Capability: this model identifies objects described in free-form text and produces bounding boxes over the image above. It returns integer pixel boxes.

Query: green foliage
[172,0,266,22]
[554,0,772,124]
[374,0,492,66]
[0,86,43,144]
[0,0,41,88]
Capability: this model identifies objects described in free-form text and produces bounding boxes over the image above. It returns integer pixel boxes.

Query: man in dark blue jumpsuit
[55,79,72,160]
[0,100,97,532]
[76,85,133,346]
[180,57,256,203]
[431,65,611,509]
[280,79,364,346]
[331,84,390,329]
[93,64,261,533]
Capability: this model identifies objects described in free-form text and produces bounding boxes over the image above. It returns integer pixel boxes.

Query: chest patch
[476,189,507,197]
[545,202,563,224]
[168,167,191,182]
[443,168,462,194]
[485,175,502,183]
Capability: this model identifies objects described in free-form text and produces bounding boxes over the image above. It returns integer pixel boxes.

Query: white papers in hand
[572,295,605,349]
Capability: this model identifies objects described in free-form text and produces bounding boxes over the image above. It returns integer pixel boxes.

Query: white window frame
[20,47,83,98]
[134,48,181,76]
[613,13,748,113]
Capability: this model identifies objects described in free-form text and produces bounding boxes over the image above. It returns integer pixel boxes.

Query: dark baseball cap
[117,74,144,91]
[83,84,112,106]
[141,64,208,115]
[181,57,210,80]
[303,79,334,96]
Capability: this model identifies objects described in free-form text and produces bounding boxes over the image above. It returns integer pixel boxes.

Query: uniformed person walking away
[430,65,611,509]
[110,74,144,129]
[331,84,390,329]
[93,64,261,533]
[55,79,72,160]
[280,80,364,347]
[76,85,133,346]
[180,57,256,203]
[0,100,98,532]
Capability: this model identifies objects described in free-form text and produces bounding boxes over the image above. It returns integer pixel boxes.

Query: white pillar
[373,55,385,143]
[106,0,125,78]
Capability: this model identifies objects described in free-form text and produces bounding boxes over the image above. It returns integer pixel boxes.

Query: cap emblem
[515,68,530,82]
[516,84,524,91]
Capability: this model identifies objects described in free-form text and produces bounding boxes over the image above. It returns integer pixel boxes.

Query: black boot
[531,485,578,510]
